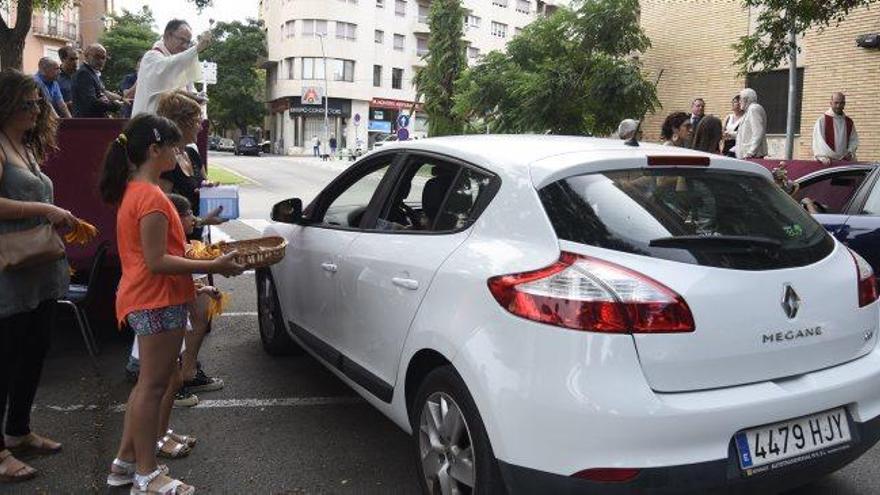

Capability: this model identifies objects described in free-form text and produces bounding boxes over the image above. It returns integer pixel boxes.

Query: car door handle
[392,277,419,290]
[321,262,338,273]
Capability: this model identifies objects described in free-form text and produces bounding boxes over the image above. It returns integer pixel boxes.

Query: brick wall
[637,1,880,161]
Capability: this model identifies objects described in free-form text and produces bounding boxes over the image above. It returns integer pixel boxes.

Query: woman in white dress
[721,95,744,157]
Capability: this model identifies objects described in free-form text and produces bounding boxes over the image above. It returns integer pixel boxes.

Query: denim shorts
[126,304,189,336]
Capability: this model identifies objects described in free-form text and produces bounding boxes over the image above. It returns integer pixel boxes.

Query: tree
[0,0,70,70]
[413,0,467,137]
[733,0,878,158]
[453,0,657,137]
[200,19,266,134]
[99,7,158,92]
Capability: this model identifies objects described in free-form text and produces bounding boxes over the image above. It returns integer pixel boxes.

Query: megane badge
[781,285,800,320]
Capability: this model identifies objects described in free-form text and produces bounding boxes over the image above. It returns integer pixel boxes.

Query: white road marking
[40,396,363,413]
[218,311,258,317]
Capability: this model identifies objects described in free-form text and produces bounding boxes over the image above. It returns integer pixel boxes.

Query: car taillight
[849,249,878,308]
[487,252,694,333]
[572,468,640,483]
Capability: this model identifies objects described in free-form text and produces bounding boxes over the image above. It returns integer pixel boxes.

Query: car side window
[860,177,880,215]
[793,170,869,214]
[434,168,494,231]
[316,159,393,228]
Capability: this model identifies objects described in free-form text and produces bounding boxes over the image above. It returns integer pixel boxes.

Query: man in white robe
[812,92,858,165]
[131,19,213,117]
[735,88,768,159]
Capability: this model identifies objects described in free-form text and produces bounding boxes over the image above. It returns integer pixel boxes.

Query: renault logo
[781,285,800,320]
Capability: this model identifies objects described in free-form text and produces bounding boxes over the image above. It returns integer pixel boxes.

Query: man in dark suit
[72,44,122,117]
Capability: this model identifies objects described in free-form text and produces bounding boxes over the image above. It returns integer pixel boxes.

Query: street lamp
[316,32,330,157]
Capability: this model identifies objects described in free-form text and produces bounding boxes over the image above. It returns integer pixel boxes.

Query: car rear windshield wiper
[649,235,782,250]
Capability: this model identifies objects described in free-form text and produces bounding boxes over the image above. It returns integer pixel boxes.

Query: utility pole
[317,33,330,157]
[784,24,797,160]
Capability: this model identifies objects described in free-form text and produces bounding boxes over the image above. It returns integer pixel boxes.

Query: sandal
[107,458,169,487]
[0,449,37,483]
[166,429,196,449]
[131,467,194,495]
[156,435,191,459]
[5,432,62,457]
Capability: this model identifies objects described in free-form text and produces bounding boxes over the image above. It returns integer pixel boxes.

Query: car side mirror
[271,198,305,224]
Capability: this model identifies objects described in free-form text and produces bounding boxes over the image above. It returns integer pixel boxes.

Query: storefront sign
[370,98,423,111]
[372,110,385,120]
[301,86,324,105]
[289,97,352,118]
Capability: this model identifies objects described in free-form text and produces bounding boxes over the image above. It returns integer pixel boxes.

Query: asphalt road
[6,152,880,494]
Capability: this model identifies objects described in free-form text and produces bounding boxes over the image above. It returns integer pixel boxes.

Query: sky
[115,0,259,36]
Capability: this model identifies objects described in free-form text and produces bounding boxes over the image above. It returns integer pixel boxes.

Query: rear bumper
[498,414,880,494]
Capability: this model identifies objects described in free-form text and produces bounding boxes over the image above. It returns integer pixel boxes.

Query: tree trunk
[0,32,26,70]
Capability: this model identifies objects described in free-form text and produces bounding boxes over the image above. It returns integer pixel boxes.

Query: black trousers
[0,300,56,449]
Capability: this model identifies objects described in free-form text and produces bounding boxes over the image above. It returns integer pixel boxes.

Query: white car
[258,135,880,494]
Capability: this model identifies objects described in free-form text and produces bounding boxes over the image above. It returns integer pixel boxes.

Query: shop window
[746,68,804,135]
[392,68,403,89]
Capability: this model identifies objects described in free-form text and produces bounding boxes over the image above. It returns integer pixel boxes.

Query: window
[514,27,523,36]
[375,29,384,43]
[794,170,870,214]
[392,68,403,89]
[301,57,326,80]
[491,21,507,38]
[373,65,382,87]
[336,21,357,40]
[418,3,430,23]
[516,0,530,13]
[467,46,480,59]
[284,20,295,39]
[286,57,296,79]
[492,0,508,7]
[466,14,481,28]
[301,19,328,37]
[746,69,804,135]
[539,169,834,270]
[394,34,405,51]
[320,161,394,228]
[330,59,355,82]
[377,0,384,7]
[416,37,428,56]
[395,0,406,16]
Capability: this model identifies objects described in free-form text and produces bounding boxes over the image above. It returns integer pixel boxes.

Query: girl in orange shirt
[98,114,243,495]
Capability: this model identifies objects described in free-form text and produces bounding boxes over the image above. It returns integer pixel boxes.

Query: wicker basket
[218,236,288,269]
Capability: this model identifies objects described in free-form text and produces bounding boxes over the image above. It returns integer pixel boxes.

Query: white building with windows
[261,0,567,154]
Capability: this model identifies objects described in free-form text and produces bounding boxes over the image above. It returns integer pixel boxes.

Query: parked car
[235,135,261,156]
[217,138,235,152]
[371,133,397,149]
[795,163,880,272]
[259,136,880,494]
[208,135,221,151]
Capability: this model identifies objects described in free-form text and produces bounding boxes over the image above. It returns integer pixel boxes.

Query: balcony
[32,15,78,42]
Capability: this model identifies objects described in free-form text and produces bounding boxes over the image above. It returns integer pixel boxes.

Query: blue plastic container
[199,185,240,220]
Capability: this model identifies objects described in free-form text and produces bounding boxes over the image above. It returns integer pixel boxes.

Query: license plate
[735,408,851,472]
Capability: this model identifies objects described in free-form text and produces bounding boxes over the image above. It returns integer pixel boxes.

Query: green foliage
[414,0,467,136]
[0,0,72,69]
[99,7,157,92]
[200,19,266,133]
[734,0,877,73]
[453,0,657,136]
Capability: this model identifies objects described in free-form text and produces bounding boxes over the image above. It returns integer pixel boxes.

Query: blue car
[795,164,880,272]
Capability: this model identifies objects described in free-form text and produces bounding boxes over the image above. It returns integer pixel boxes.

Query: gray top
[0,145,69,319]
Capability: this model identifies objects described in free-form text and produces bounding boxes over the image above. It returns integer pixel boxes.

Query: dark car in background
[235,135,261,156]
[795,164,880,272]
[208,135,221,151]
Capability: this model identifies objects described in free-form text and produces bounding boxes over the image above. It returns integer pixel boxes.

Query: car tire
[256,268,302,356]
[411,365,506,495]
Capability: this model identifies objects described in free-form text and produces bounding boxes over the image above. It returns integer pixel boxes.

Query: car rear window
[539,168,834,270]
[241,137,256,146]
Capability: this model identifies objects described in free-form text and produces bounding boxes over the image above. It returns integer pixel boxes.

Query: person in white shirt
[131,19,213,117]
[735,88,768,159]
[812,92,858,165]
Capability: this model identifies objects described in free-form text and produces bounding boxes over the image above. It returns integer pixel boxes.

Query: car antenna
[625,68,664,148]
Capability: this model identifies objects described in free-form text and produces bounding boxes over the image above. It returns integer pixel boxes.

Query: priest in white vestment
[131,19,212,117]
[735,88,768,159]
[812,92,859,165]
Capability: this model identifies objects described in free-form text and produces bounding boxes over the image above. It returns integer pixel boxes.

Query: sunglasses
[19,99,43,112]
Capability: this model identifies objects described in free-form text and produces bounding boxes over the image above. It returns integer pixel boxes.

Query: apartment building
[262,0,566,153]
[638,0,880,160]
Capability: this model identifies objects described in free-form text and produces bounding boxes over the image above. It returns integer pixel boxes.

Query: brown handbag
[0,222,65,271]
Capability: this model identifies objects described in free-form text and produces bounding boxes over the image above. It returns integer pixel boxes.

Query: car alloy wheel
[256,269,299,355]
[419,391,476,494]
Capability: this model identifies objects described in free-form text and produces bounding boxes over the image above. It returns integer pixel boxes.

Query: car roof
[379,134,772,187]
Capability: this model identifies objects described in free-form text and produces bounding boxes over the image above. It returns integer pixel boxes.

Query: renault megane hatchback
[258,135,880,494]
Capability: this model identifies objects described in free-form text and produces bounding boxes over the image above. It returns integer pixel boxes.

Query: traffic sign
[397,128,410,141]
[397,114,410,128]
[354,113,361,123]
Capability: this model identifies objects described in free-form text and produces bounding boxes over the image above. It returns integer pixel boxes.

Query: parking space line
[218,311,258,317]
[40,396,364,413]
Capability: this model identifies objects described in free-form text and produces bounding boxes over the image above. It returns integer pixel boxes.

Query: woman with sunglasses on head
[0,69,81,483]
[99,114,244,494]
